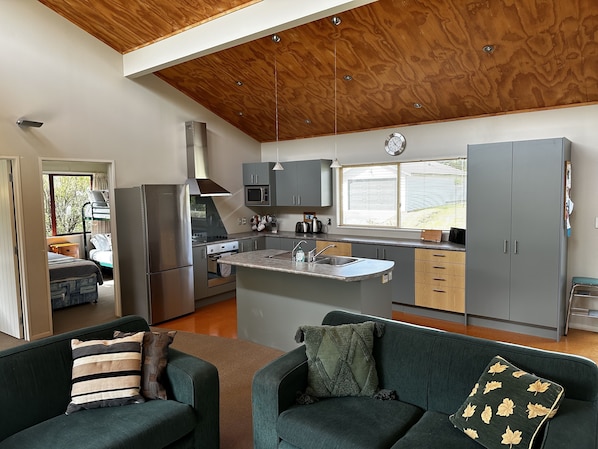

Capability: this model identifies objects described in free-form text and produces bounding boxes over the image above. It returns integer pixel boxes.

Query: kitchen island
[219,249,394,351]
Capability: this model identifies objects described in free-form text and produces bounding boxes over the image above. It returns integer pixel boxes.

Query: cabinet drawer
[316,240,352,257]
[415,248,464,264]
[415,284,465,313]
[415,258,465,277]
[415,271,464,289]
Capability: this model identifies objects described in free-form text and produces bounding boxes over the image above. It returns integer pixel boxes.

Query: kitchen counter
[225,230,466,252]
[218,249,394,282]
[219,249,394,351]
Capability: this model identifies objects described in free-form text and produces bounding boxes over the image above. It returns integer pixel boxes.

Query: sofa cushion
[449,355,564,449]
[390,410,484,449]
[66,332,145,414]
[297,322,380,398]
[0,399,195,449]
[277,396,424,449]
[114,330,177,400]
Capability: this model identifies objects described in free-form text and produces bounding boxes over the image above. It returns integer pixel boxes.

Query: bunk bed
[82,191,112,269]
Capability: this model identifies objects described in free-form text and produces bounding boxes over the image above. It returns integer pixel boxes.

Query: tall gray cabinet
[466,138,571,340]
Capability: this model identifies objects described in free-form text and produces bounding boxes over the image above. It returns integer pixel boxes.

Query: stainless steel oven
[206,240,238,287]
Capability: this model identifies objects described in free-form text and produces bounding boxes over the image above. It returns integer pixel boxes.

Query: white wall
[0,1,260,339]
[263,105,598,331]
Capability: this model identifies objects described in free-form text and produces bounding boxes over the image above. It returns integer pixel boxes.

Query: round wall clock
[385,132,406,156]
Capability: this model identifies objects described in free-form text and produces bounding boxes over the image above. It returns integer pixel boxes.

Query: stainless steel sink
[266,252,359,266]
[311,256,359,266]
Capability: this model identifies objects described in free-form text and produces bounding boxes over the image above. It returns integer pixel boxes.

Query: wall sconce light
[17,118,43,128]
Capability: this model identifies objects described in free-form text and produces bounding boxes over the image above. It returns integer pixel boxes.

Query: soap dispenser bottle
[295,245,305,262]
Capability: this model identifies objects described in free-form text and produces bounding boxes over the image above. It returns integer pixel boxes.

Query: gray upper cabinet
[466,138,571,335]
[243,162,275,185]
[275,160,332,207]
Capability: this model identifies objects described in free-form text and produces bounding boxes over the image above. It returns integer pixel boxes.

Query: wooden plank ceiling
[40,0,598,143]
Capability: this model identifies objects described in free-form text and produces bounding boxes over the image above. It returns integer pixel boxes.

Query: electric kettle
[311,217,323,233]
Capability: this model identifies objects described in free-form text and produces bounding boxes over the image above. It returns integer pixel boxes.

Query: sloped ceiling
[40,0,598,142]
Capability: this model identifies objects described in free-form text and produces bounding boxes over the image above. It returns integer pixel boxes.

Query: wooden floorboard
[157,298,598,364]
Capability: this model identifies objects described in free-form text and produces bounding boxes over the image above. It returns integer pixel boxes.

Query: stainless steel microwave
[245,185,270,206]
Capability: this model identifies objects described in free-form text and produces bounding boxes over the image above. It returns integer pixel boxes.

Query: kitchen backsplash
[190,195,228,238]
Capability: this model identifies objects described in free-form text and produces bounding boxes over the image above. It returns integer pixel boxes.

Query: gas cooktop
[191,232,230,243]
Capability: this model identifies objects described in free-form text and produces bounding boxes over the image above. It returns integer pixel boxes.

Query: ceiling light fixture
[330,20,342,168]
[272,55,284,171]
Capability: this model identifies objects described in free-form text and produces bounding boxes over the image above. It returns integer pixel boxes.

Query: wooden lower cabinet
[315,240,352,256]
[414,248,465,313]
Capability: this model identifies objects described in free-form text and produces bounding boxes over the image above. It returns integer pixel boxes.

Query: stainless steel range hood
[185,121,231,196]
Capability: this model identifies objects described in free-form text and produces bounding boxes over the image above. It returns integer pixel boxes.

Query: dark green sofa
[0,316,219,449]
[252,310,598,449]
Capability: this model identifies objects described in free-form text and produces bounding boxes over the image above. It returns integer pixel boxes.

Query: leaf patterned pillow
[449,355,564,449]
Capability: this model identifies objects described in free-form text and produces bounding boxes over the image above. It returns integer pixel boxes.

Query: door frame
[0,157,27,338]
[40,157,120,325]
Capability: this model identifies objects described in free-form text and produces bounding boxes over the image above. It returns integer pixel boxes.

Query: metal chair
[565,277,598,335]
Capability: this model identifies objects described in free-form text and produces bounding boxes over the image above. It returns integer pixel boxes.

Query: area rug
[166,331,284,449]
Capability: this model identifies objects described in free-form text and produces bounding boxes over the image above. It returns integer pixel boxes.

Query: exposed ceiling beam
[123,0,377,78]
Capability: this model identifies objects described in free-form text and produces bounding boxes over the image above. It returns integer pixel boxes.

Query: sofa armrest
[540,398,598,449]
[252,346,308,449]
[165,348,219,449]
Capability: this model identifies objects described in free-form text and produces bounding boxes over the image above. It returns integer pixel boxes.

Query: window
[340,159,466,230]
[43,174,92,236]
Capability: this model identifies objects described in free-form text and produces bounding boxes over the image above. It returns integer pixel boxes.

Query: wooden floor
[157,298,598,364]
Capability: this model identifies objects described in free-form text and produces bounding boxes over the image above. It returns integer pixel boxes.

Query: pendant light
[330,20,342,169]
[272,52,284,171]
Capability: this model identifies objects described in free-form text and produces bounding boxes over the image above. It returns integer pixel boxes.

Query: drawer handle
[433,254,446,257]
[433,278,446,281]
[433,289,447,293]
[433,266,446,269]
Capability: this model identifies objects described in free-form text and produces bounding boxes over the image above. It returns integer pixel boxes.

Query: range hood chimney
[185,121,231,197]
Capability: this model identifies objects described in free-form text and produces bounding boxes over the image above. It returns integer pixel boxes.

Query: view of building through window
[340,159,466,230]
[43,174,92,236]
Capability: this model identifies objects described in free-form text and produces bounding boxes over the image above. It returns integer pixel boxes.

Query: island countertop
[218,249,394,282]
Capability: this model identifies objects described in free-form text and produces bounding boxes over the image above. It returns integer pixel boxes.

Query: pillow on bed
[91,234,112,251]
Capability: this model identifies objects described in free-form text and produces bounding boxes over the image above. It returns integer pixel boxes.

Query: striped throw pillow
[66,332,145,414]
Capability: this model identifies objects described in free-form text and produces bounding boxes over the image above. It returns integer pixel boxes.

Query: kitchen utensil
[311,217,323,233]
[295,221,311,233]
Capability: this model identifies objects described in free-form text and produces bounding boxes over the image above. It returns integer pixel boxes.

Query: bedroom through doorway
[42,159,119,334]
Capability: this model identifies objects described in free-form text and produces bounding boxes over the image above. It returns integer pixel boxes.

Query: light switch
[595,217,598,229]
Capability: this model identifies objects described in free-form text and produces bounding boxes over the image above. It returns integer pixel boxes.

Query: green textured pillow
[67,332,145,414]
[449,355,564,449]
[114,330,177,400]
[297,321,380,398]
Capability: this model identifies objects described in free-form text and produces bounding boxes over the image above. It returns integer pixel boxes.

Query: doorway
[0,158,23,339]
[42,159,119,333]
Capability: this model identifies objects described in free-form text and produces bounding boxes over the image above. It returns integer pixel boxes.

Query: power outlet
[238,217,242,225]
[242,217,247,225]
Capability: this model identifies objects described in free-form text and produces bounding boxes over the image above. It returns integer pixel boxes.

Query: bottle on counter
[295,246,305,262]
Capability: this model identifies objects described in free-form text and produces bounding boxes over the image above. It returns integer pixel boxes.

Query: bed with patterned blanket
[47,252,104,309]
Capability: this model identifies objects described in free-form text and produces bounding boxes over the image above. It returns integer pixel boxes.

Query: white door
[0,159,23,338]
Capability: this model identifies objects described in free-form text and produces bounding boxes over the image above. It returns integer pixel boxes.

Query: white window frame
[339,158,466,231]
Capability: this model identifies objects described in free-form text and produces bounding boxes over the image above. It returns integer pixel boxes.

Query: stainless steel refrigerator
[115,184,194,324]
